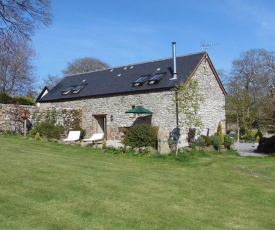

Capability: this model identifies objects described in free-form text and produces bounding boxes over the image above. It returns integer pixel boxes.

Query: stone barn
[37,45,226,146]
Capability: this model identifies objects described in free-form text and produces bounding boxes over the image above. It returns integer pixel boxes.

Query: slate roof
[38,52,209,102]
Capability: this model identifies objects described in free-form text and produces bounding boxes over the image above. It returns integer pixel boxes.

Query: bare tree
[62,57,110,76]
[226,49,275,130]
[40,74,63,90]
[0,0,52,41]
[217,68,230,90]
[0,38,36,95]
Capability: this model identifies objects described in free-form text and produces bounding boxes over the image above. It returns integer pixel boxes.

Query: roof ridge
[110,51,207,69]
[64,51,207,77]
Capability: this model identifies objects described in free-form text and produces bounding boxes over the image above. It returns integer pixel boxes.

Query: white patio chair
[82,133,104,144]
[63,131,81,142]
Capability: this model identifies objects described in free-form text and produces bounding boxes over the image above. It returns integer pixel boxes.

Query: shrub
[201,135,211,146]
[244,129,257,142]
[217,121,224,144]
[102,138,107,149]
[191,136,206,148]
[35,132,41,140]
[28,122,64,140]
[255,129,263,142]
[257,129,263,139]
[13,96,35,105]
[0,92,12,104]
[123,124,157,148]
[0,93,35,105]
[257,135,275,154]
[211,135,221,150]
[224,134,233,150]
[240,126,247,136]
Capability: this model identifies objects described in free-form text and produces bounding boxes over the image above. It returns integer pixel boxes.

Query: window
[61,84,87,95]
[132,75,150,87]
[148,72,166,84]
[72,84,87,94]
[61,86,75,95]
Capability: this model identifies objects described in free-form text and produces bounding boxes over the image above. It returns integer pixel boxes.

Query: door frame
[93,114,107,139]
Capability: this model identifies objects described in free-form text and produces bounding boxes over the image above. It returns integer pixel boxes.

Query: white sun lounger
[82,133,104,143]
[63,131,81,142]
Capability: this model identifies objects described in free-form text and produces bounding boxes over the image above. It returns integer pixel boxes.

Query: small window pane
[132,75,150,87]
[62,86,75,95]
[148,73,166,84]
[72,84,86,94]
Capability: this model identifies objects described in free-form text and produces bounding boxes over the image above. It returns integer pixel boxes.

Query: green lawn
[0,135,275,230]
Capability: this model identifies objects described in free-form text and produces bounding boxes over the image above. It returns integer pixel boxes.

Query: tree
[40,74,63,90]
[62,57,110,76]
[0,0,52,41]
[0,38,36,95]
[172,80,205,134]
[226,49,275,130]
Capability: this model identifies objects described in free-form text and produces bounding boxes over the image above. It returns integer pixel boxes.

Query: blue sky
[32,0,275,82]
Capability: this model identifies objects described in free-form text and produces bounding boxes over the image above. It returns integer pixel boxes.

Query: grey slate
[38,52,206,102]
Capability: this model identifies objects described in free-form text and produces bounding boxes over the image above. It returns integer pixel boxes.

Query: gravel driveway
[234,142,267,156]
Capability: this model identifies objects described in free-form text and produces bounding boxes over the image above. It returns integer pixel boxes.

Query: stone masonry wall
[0,104,36,133]
[39,91,177,140]
[193,58,226,135]
[38,59,226,143]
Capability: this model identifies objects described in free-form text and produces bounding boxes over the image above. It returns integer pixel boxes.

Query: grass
[0,135,275,230]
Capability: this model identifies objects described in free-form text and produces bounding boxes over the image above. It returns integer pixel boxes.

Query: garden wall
[0,103,36,133]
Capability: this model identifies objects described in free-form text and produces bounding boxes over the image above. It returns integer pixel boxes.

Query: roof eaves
[38,87,174,103]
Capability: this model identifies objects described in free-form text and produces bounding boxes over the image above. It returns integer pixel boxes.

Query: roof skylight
[132,75,150,87]
[62,86,75,95]
[61,84,87,95]
[72,84,87,94]
[148,73,166,85]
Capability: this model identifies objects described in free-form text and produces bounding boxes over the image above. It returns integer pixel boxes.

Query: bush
[28,122,64,140]
[255,129,263,143]
[13,96,35,105]
[0,92,12,104]
[201,135,211,146]
[211,135,221,150]
[191,136,206,148]
[217,121,224,144]
[224,134,233,150]
[123,124,157,148]
[257,135,275,154]
[0,93,35,105]
[244,129,257,142]
[102,138,107,149]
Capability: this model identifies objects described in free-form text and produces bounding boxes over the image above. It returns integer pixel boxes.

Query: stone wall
[38,59,226,144]
[39,91,177,140]
[0,104,36,133]
[193,58,226,134]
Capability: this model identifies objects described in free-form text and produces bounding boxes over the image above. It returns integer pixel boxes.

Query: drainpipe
[175,90,180,155]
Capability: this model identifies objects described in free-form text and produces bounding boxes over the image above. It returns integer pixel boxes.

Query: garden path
[234,142,268,157]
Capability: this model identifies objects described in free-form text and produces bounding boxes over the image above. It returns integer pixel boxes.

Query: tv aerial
[200,41,219,51]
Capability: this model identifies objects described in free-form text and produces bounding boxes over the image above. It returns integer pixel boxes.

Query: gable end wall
[192,58,226,134]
